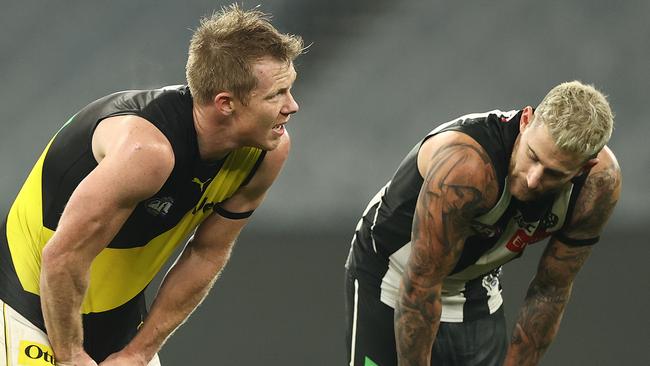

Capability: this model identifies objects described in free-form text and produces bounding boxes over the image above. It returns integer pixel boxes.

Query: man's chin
[510,187,535,202]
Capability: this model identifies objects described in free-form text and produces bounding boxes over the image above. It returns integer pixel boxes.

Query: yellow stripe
[5,140,262,314]
[81,146,262,313]
[5,139,55,295]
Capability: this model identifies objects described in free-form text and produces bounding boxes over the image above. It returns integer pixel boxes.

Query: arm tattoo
[506,160,620,366]
[565,165,621,238]
[395,142,497,365]
[506,240,592,365]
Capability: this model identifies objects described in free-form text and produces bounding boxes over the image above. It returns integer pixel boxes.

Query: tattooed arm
[504,147,621,366]
[395,132,498,365]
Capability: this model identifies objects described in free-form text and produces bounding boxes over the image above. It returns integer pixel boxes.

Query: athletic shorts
[0,300,161,366]
[345,270,507,366]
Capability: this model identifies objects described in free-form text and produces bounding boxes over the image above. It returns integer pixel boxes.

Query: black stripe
[552,232,600,246]
[462,276,491,321]
[240,150,267,187]
[213,204,254,220]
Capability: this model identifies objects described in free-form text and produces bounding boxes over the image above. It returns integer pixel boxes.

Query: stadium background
[1,1,647,364]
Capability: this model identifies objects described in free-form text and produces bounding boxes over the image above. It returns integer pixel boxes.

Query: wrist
[123,330,160,364]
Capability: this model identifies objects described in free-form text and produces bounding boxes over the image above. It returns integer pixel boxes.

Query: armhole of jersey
[240,150,267,187]
[552,171,599,246]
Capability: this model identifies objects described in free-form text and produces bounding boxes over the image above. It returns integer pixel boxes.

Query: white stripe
[370,184,390,253]
[2,302,8,366]
[349,279,360,366]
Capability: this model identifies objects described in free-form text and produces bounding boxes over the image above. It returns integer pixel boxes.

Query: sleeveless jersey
[0,85,266,330]
[346,110,588,322]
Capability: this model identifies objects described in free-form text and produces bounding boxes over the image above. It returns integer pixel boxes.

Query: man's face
[508,119,586,202]
[233,57,298,150]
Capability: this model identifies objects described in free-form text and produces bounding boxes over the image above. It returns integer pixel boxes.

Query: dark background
[1,1,648,365]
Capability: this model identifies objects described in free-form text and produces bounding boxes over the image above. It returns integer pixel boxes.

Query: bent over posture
[0,5,303,366]
[345,81,621,366]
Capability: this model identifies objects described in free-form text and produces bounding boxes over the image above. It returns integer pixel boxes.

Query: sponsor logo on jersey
[506,211,553,252]
[145,196,174,217]
[192,196,219,215]
[192,177,212,193]
[18,341,56,365]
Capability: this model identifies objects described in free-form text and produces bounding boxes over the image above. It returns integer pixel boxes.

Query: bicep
[47,120,174,261]
[408,139,499,283]
[562,150,621,240]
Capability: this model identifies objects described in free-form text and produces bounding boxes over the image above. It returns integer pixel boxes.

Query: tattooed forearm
[395,142,497,365]
[504,240,592,366]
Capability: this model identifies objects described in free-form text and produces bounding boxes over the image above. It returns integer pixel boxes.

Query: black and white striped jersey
[346,109,589,322]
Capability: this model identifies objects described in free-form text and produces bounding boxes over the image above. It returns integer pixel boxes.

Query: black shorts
[345,270,507,366]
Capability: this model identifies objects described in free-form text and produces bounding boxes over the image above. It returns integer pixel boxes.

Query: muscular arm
[504,147,621,366]
[395,133,498,365]
[39,116,174,364]
[112,133,291,364]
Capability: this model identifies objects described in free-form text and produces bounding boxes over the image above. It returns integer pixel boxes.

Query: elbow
[527,277,574,303]
[40,240,89,279]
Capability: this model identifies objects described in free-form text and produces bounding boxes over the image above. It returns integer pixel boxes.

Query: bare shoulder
[93,115,174,171]
[417,131,499,211]
[91,115,175,200]
[564,146,622,238]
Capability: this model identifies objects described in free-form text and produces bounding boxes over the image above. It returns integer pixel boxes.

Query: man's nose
[283,92,299,115]
[526,164,543,189]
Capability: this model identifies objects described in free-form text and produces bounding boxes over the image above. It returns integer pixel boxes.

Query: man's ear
[579,158,599,175]
[519,106,535,132]
[214,92,234,115]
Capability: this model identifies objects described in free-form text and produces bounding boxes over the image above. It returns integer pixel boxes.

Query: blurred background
[1,0,648,364]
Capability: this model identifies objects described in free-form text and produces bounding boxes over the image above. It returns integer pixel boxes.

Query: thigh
[432,307,507,366]
[1,300,56,366]
[345,270,397,366]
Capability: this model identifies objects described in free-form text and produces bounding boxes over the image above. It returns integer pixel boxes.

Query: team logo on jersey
[18,341,56,365]
[192,177,212,193]
[482,271,500,290]
[145,196,174,217]
[539,212,559,230]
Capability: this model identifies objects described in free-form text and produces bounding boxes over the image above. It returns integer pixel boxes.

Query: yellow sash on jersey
[6,145,262,313]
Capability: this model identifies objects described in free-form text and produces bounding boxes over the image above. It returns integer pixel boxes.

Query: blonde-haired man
[345,81,621,365]
[0,5,303,366]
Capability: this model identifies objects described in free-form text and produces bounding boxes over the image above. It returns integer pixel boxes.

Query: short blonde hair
[532,81,614,159]
[186,4,304,105]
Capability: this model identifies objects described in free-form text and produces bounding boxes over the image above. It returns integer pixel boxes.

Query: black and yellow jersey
[0,85,265,337]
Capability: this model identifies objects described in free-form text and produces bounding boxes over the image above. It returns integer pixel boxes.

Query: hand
[55,351,98,366]
[98,350,148,366]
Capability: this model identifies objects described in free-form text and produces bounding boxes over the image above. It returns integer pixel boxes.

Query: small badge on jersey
[18,341,56,366]
[145,196,174,217]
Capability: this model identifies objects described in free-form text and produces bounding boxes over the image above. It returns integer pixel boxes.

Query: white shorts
[0,300,161,366]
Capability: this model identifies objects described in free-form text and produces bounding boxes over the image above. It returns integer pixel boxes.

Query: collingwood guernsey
[346,110,589,322]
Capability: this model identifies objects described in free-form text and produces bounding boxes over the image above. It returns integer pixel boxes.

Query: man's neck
[192,103,243,162]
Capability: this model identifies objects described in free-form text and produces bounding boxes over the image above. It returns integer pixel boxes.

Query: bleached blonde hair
[532,81,614,159]
[186,4,304,105]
